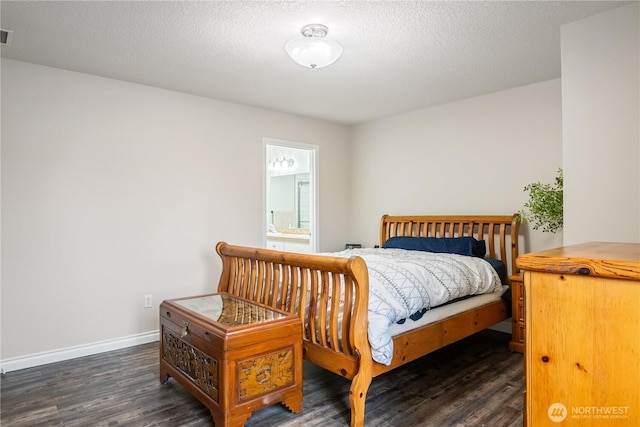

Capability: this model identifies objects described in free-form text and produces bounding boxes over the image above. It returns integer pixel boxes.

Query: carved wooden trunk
[159,293,303,427]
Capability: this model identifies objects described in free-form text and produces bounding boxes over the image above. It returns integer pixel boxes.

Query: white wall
[0,59,350,365]
[348,79,564,254]
[561,3,640,245]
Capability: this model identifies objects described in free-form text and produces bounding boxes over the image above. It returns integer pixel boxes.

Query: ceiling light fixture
[285,24,343,69]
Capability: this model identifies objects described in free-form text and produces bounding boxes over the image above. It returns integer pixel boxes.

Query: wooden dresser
[517,242,640,427]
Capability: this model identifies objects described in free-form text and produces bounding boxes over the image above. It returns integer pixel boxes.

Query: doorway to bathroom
[264,139,317,254]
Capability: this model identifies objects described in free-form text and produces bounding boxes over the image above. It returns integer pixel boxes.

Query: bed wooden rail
[380,214,521,281]
[215,242,373,427]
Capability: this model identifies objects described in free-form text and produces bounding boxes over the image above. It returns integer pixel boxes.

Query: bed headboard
[380,214,521,281]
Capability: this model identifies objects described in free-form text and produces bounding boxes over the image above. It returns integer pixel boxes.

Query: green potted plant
[519,168,563,233]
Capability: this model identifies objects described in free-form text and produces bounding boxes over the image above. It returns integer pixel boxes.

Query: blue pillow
[382,236,486,258]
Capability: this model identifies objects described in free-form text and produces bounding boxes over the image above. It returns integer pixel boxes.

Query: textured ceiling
[0,1,631,124]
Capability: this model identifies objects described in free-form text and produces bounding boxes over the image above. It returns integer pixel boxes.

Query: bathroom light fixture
[269,156,295,169]
[285,24,343,69]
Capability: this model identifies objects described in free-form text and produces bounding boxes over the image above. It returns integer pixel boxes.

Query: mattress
[386,285,509,337]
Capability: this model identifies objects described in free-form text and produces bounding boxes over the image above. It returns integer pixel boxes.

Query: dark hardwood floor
[1,330,524,427]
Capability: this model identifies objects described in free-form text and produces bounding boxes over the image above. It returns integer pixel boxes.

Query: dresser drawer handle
[166,311,171,318]
[578,267,591,275]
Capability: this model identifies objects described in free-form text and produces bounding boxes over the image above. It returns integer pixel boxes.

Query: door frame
[263,138,318,253]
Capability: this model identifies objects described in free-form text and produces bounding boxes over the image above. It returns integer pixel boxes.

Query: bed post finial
[510,214,521,276]
[380,214,390,247]
[216,241,230,293]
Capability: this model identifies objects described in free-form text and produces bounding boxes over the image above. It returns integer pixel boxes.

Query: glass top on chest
[174,293,287,327]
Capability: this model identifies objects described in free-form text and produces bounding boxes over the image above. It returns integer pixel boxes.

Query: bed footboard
[215,242,373,427]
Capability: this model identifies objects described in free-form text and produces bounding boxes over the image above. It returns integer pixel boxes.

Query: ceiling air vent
[1,29,13,46]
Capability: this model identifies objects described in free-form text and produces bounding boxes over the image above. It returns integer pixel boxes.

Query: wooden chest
[159,292,303,427]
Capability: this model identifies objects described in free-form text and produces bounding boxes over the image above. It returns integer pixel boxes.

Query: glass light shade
[285,37,343,69]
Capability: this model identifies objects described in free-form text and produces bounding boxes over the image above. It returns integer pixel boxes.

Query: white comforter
[331,248,503,365]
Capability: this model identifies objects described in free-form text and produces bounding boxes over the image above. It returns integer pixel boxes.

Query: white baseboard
[0,330,159,374]
[1,321,512,374]
[489,319,512,334]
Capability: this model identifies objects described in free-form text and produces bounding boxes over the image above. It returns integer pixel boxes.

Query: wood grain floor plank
[1,330,523,427]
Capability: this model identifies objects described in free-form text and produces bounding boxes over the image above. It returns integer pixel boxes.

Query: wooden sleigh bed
[215,214,521,427]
